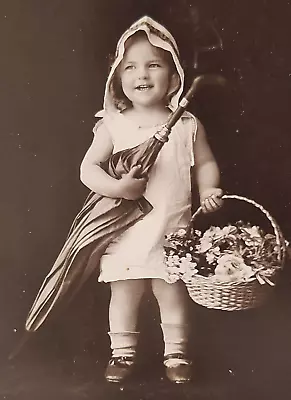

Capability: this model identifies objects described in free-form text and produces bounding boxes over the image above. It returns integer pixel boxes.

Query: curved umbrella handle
[165,74,226,131]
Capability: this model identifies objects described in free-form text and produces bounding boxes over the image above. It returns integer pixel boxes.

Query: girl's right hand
[117,165,148,200]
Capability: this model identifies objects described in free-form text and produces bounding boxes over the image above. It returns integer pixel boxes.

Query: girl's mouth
[135,84,153,91]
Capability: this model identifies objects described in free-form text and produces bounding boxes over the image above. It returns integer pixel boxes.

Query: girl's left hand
[200,188,224,213]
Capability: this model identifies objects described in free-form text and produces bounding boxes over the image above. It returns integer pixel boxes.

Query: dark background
[1,0,291,399]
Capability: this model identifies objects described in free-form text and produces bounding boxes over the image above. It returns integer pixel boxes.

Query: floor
[1,278,291,400]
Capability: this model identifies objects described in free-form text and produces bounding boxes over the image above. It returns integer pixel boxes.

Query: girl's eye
[149,63,161,68]
[124,65,135,71]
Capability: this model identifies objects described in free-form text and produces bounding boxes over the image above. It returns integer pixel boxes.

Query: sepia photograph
[1,0,291,399]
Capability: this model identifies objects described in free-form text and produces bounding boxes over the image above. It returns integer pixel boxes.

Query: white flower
[178,262,187,274]
[241,226,261,238]
[167,273,180,283]
[199,238,212,253]
[202,225,237,243]
[171,255,180,265]
[182,270,198,283]
[212,246,221,255]
[166,260,175,267]
[206,252,216,264]
[221,225,237,236]
[166,266,180,275]
[203,226,221,240]
[214,254,254,282]
[187,261,198,270]
[240,226,263,246]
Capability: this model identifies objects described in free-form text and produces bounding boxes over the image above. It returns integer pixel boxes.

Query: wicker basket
[185,194,287,311]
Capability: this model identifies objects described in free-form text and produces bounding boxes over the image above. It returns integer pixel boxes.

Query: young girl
[80,16,223,384]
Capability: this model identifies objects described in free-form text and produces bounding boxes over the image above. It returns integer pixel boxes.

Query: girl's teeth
[137,85,151,90]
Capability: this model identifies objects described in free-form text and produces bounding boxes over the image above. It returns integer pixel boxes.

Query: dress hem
[98,274,175,284]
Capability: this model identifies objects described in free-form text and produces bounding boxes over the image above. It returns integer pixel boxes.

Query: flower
[214,254,254,282]
[164,230,199,282]
[239,225,263,246]
[200,238,212,253]
[177,228,187,236]
[206,252,216,264]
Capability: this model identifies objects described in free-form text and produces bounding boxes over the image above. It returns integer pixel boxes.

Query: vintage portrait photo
[1,1,291,399]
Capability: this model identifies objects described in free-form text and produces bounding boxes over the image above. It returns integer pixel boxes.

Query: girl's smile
[135,84,154,91]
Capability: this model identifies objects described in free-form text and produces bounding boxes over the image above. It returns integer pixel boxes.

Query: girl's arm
[80,122,147,200]
[193,119,223,213]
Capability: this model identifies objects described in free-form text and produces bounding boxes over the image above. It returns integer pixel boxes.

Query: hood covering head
[96,16,184,117]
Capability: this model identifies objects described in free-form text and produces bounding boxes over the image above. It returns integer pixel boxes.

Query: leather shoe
[105,356,135,383]
[164,353,192,384]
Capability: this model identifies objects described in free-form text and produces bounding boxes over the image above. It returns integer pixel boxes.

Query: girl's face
[119,36,175,110]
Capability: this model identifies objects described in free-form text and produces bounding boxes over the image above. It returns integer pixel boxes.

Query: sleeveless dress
[95,111,197,284]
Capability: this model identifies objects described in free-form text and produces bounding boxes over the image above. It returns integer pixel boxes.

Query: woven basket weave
[185,195,286,311]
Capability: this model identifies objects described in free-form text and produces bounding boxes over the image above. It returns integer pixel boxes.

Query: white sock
[108,331,139,358]
[161,323,189,361]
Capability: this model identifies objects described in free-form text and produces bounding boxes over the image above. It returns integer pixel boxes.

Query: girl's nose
[137,66,149,79]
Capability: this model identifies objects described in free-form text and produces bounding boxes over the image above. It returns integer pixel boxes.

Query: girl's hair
[109,31,181,111]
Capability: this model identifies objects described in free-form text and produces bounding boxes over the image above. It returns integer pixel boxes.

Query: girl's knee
[151,280,187,324]
[151,278,169,293]
[151,279,185,301]
[110,279,146,302]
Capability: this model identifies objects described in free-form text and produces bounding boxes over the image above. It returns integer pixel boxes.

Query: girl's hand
[118,165,148,200]
[200,188,224,213]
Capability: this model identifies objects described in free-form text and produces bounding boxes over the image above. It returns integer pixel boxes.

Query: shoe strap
[109,356,135,366]
[164,353,191,367]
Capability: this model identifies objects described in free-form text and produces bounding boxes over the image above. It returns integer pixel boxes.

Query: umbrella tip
[8,331,33,360]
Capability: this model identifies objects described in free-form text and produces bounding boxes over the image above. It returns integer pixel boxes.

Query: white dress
[96,111,197,283]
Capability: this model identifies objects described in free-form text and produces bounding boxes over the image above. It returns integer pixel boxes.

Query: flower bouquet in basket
[164,195,286,310]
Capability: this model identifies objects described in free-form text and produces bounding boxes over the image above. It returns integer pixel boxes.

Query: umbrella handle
[165,74,226,130]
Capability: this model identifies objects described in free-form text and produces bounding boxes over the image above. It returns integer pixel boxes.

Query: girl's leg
[105,279,146,382]
[151,278,187,325]
[109,278,146,333]
[151,278,188,353]
[151,278,191,383]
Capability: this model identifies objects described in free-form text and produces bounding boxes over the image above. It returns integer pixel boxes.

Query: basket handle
[187,194,286,264]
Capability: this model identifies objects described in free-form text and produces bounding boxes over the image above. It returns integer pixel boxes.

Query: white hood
[96,16,184,117]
